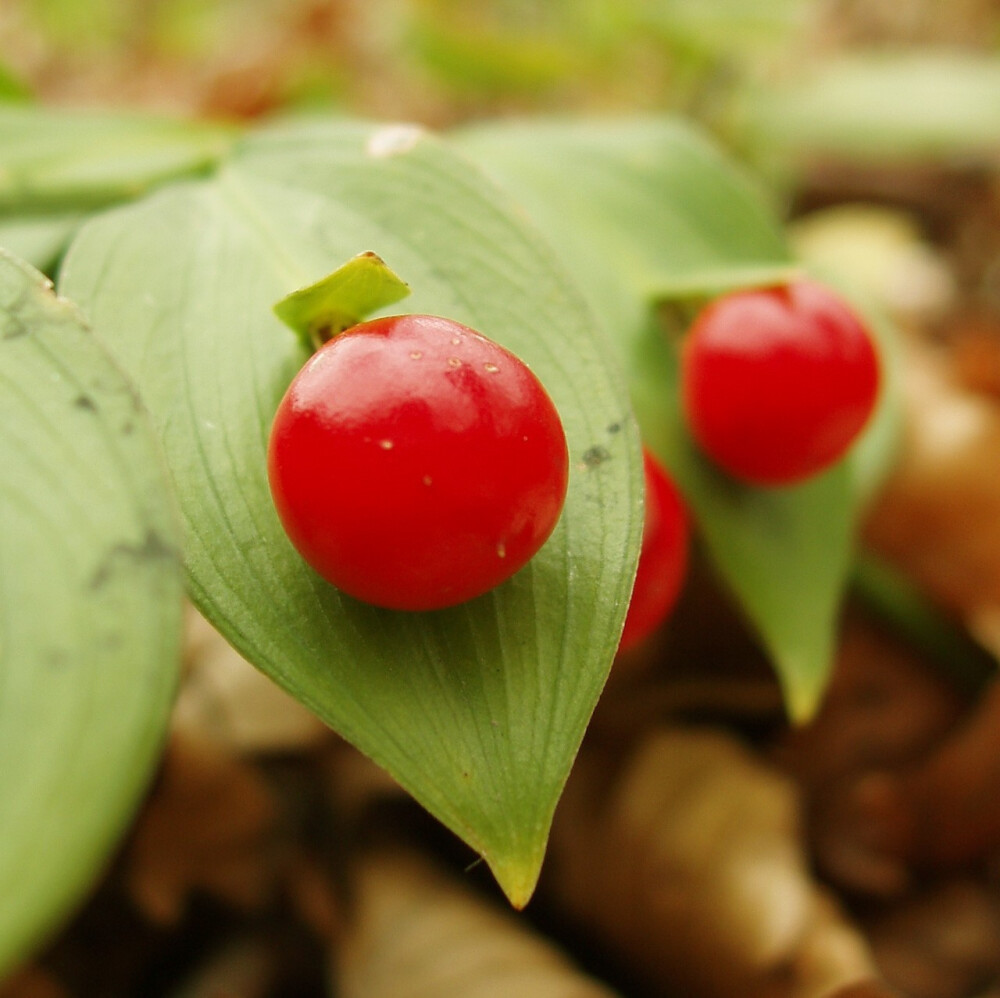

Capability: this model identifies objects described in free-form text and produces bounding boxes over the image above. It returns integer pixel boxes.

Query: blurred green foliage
[0,62,29,101]
[745,51,1000,163]
[4,0,806,118]
[7,0,1000,174]
[5,2,999,157]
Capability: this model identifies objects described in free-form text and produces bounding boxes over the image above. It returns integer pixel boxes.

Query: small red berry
[681,279,880,486]
[618,448,689,654]
[267,314,569,611]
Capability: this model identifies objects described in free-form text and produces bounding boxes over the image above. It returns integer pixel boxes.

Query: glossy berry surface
[681,279,880,486]
[618,448,689,654]
[268,314,569,611]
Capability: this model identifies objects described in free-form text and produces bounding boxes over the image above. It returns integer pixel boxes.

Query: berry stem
[273,251,411,352]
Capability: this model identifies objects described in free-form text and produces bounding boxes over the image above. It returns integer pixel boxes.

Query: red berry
[618,448,689,654]
[267,314,569,611]
[681,279,880,486]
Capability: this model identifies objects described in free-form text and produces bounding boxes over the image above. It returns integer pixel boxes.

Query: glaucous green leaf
[456,116,897,717]
[0,104,238,213]
[0,251,183,976]
[457,117,796,365]
[59,119,642,906]
[746,52,1000,163]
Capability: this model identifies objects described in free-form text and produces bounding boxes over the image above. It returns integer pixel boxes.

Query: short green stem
[273,251,411,353]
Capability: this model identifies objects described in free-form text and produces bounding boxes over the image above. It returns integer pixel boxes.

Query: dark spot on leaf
[101,632,124,655]
[1,317,30,340]
[89,373,144,413]
[74,394,97,412]
[582,445,611,469]
[88,528,179,591]
[46,648,70,670]
[607,422,621,435]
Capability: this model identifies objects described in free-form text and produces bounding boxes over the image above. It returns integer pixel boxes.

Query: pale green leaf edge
[0,249,184,976]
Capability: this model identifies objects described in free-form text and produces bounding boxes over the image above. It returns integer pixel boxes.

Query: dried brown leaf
[866,880,1000,998]
[287,854,344,942]
[825,985,902,998]
[323,740,408,822]
[166,939,274,998]
[788,896,887,998]
[0,967,69,998]
[774,616,963,791]
[833,680,1000,876]
[791,669,1000,898]
[909,680,1000,870]
[335,849,619,998]
[176,607,328,754]
[545,727,879,998]
[951,316,1000,400]
[773,616,965,894]
[790,204,954,326]
[123,734,282,925]
[865,339,1000,618]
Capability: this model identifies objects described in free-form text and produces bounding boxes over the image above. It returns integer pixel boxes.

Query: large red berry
[268,314,569,611]
[618,448,689,654]
[681,279,880,486]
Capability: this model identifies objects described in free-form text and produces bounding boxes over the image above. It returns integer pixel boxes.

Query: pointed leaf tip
[783,669,825,725]
[488,849,545,910]
[273,250,411,351]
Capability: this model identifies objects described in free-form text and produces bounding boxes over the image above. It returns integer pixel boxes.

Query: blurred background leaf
[0,61,30,101]
[744,52,1000,165]
[0,105,237,212]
